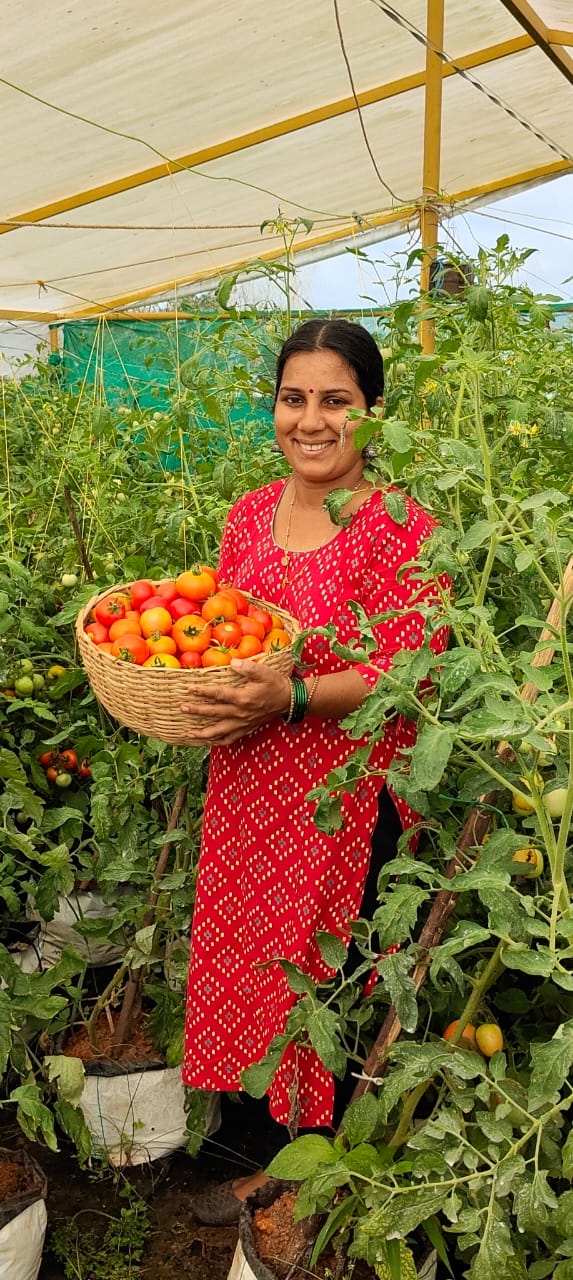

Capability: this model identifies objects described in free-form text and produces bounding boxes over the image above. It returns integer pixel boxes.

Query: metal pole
[419,0,445,355]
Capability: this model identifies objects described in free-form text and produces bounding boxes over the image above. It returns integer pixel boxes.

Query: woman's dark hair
[273,318,384,407]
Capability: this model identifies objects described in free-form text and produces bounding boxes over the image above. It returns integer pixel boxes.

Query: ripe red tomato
[202,646,232,668]
[212,621,242,647]
[139,594,173,614]
[94,596,126,628]
[176,569,217,601]
[111,634,150,665]
[78,759,91,778]
[237,615,265,641]
[169,596,200,621]
[221,585,249,615]
[130,580,156,609]
[39,750,57,768]
[156,580,178,604]
[85,621,110,645]
[248,606,273,634]
[443,1020,476,1047]
[201,592,238,624]
[59,749,79,771]
[179,650,203,669]
[172,617,213,653]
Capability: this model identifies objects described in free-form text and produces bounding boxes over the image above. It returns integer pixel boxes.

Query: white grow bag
[28,889,124,967]
[80,1064,220,1167]
[0,1199,47,1280]
[229,1239,437,1280]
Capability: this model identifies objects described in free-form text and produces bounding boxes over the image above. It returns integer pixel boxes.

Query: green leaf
[409,725,455,791]
[528,1021,573,1111]
[459,521,498,551]
[310,1194,358,1268]
[316,931,348,971]
[439,648,482,697]
[55,1098,92,1165]
[305,1006,347,1077]
[280,960,316,996]
[44,1054,85,1107]
[361,1185,447,1238]
[11,1082,59,1150]
[562,1128,573,1180]
[501,946,555,978]
[383,491,408,526]
[374,886,428,948]
[470,1213,514,1280]
[341,1092,380,1146]
[266,1133,338,1180]
[241,1033,290,1098]
[382,422,413,454]
[378,951,418,1033]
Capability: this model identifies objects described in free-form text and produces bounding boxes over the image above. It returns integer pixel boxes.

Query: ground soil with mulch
[63,1008,163,1065]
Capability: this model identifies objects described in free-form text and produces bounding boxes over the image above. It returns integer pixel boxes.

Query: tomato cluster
[83,568,291,668]
[38,747,91,788]
[443,1019,504,1057]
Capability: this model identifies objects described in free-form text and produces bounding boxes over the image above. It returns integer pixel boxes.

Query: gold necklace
[279,480,371,591]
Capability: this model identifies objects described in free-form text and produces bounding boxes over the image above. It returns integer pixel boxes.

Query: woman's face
[274,349,370,490]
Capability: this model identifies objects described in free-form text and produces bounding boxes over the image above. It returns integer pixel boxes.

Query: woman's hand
[180,658,292,746]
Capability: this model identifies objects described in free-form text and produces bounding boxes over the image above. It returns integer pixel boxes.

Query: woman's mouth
[294,440,334,455]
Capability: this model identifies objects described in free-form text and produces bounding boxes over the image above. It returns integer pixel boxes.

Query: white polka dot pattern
[183,480,448,1127]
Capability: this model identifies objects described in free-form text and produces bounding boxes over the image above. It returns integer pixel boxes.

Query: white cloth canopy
[2,0,572,319]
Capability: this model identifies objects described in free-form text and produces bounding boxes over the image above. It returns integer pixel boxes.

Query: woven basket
[76,583,301,745]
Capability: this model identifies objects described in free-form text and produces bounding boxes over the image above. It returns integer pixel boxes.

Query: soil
[64,1009,163,1065]
[0,1157,28,1201]
[253,1190,310,1277]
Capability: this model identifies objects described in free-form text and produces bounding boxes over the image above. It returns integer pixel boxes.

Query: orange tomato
[201,592,238,624]
[443,1020,476,1047]
[140,606,173,638]
[146,634,178,656]
[124,610,141,626]
[212,620,242,647]
[98,642,115,655]
[176,569,217,601]
[114,593,132,609]
[111,634,150,665]
[262,627,290,653]
[230,634,263,659]
[271,614,284,629]
[221,585,249,615]
[172,616,213,653]
[109,616,143,642]
[202,646,232,668]
[201,565,220,588]
[143,653,181,668]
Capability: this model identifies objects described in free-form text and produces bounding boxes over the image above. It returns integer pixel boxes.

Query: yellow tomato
[142,653,181,668]
[512,775,543,815]
[475,1023,504,1057]
[511,846,544,877]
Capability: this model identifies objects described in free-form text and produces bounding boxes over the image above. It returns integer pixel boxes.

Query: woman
[181,319,447,1220]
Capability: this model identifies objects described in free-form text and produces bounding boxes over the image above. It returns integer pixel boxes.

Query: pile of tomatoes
[39,747,91,788]
[83,567,291,668]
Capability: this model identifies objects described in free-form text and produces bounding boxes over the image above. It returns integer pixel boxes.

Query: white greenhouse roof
[2,0,572,320]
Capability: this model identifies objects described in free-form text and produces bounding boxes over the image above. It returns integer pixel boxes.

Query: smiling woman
[181,318,449,1224]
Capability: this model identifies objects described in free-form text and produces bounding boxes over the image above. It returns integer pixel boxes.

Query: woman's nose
[298,398,323,428]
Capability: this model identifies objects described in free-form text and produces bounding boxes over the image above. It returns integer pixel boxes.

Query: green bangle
[284,676,309,725]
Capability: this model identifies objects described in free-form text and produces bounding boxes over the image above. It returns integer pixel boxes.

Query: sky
[293,173,573,312]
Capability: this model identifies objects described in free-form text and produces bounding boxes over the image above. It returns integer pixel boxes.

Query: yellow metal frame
[419,0,445,355]
[499,1,573,83]
[0,35,532,238]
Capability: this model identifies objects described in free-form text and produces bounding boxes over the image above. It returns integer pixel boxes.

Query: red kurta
[183,480,446,1127]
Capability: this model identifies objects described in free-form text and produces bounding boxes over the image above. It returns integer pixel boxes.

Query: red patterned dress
[183,479,446,1128]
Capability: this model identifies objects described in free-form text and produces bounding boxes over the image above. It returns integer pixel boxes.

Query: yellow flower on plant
[509,421,522,436]
[421,378,438,396]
